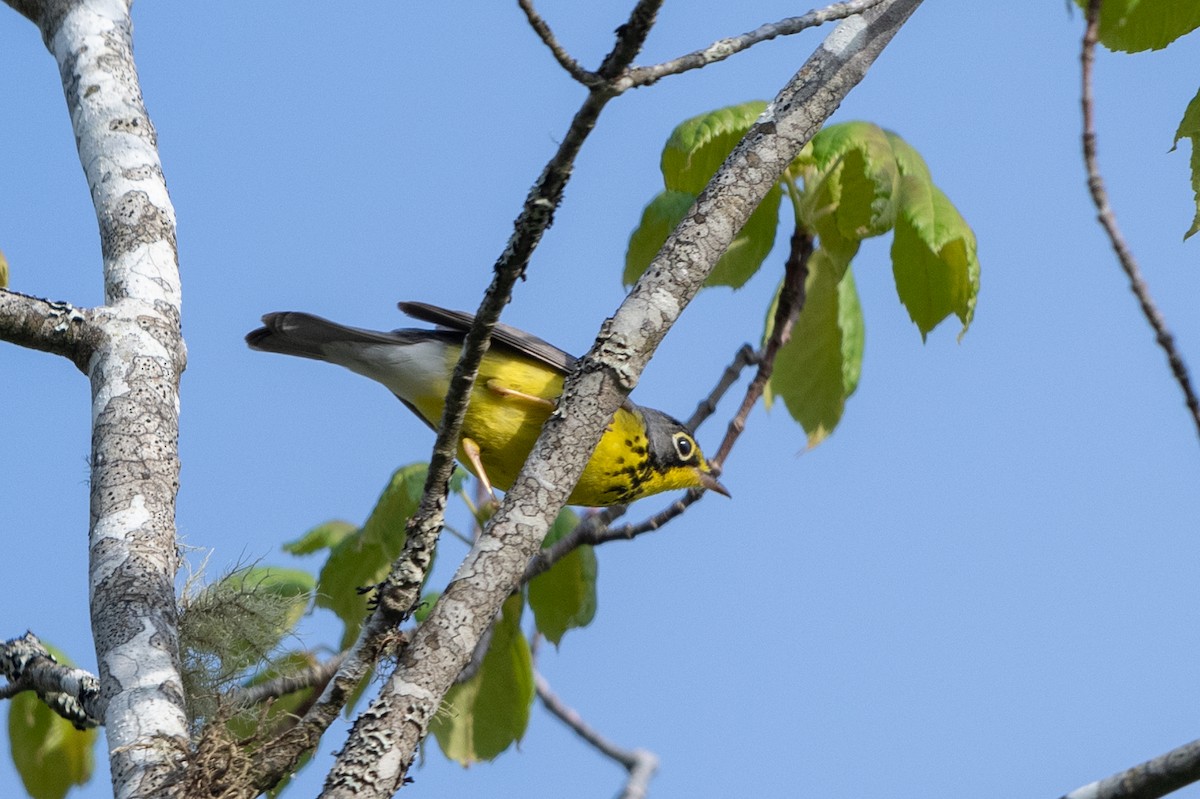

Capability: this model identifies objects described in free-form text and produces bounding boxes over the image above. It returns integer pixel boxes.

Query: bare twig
[518,0,598,86]
[0,632,102,729]
[623,0,886,89]
[232,651,348,708]
[535,667,658,799]
[1081,0,1200,441]
[1058,736,1200,799]
[713,227,813,468]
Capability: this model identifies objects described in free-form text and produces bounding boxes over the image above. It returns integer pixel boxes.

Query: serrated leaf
[1076,0,1200,52]
[891,176,980,339]
[884,129,932,182]
[283,519,357,555]
[1173,88,1200,239]
[662,101,767,194]
[805,122,900,240]
[430,594,534,765]
[624,186,780,289]
[766,250,865,447]
[528,509,597,646]
[317,464,430,650]
[8,644,97,799]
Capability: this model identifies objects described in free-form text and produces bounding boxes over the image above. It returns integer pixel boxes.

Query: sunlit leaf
[805,121,900,240]
[314,464,429,649]
[624,186,780,289]
[766,250,865,446]
[528,509,597,646]
[1077,0,1200,52]
[1173,88,1200,240]
[661,101,767,194]
[283,520,356,556]
[430,594,534,765]
[891,177,980,339]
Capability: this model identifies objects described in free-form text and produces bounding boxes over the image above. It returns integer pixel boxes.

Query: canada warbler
[246,302,729,507]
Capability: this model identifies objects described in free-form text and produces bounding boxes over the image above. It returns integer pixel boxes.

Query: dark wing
[398,301,577,375]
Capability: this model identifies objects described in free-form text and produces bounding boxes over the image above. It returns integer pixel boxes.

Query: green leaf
[766,250,865,447]
[8,644,97,799]
[1077,0,1200,52]
[624,186,781,289]
[804,121,900,241]
[283,519,357,555]
[891,176,980,339]
[1173,88,1200,240]
[0,249,8,289]
[528,509,597,646]
[316,464,430,650]
[661,101,767,194]
[884,129,933,182]
[430,594,534,765]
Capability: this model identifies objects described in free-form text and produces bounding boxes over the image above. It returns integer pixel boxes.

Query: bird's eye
[673,433,695,461]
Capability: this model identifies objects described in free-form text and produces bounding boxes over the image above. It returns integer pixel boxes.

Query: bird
[246,301,729,507]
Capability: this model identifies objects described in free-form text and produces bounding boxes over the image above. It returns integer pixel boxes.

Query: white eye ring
[673,433,694,460]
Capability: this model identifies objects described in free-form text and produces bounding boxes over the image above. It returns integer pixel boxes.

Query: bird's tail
[246,312,409,361]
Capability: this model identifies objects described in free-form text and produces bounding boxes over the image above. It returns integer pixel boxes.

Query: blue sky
[3,2,1200,797]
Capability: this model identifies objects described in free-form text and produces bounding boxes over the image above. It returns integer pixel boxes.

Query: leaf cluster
[627,103,979,444]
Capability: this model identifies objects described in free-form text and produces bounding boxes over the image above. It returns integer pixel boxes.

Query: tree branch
[321,3,920,796]
[1081,0,1200,441]
[518,0,598,86]
[247,7,668,798]
[623,0,886,89]
[10,2,190,797]
[535,667,658,799]
[526,228,811,581]
[1058,737,1200,799]
[231,651,348,709]
[0,289,98,372]
[0,632,102,730]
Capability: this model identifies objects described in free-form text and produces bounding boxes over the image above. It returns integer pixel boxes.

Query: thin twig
[1058,736,1200,799]
[232,651,348,708]
[518,0,599,86]
[713,227,813,468]
[623,0,886,89]
[1081,0,1200,441]
[535,668,658,799]
[522,342,759,583]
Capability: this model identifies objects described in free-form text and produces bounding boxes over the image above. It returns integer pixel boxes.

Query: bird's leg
[486,379,557,410]
[461,436,496,500]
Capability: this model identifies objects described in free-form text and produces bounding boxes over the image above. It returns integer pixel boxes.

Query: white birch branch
[3,2,189,798]
[320,2,921,795]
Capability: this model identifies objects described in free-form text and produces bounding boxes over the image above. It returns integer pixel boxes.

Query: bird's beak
[695,467,731,498]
